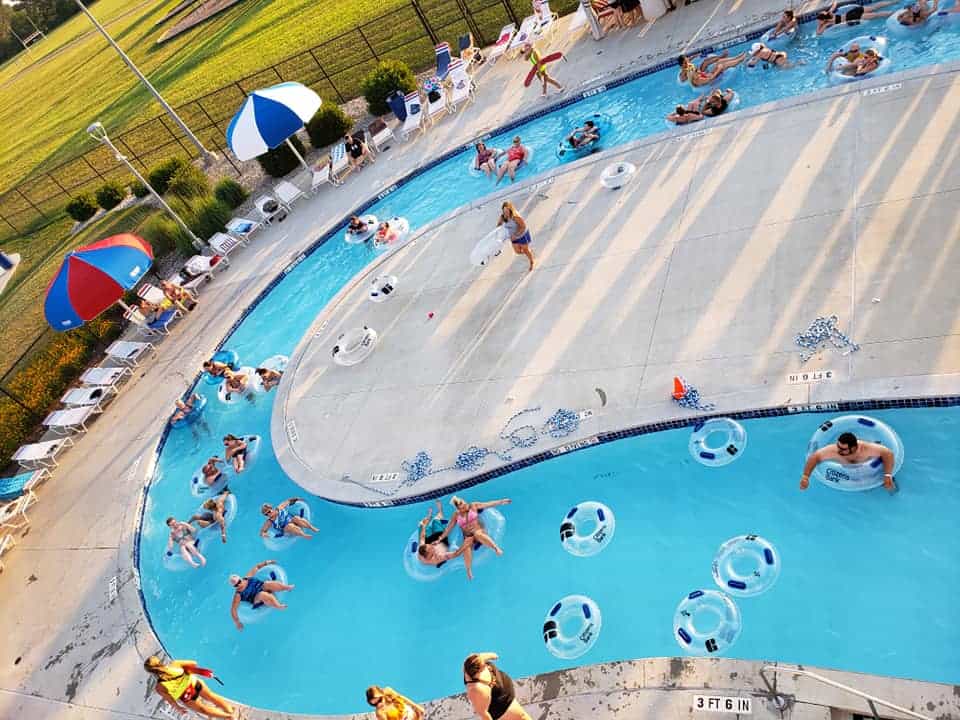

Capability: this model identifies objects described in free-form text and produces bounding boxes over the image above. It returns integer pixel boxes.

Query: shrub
[147,157,189,195]
[0,313,122,464]
[306,104,353,149]
[213,178,248,209]
[256,134,306,178]
[361,60,416,116]
[65,194,98,222]
[95,182,125,211]
[178,196,231,247]
[167,163,210,202]
[130,180,151,198]
[140,213,191,258]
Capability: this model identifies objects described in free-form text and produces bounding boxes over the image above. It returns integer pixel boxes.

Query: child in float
[897,0,939,26]
[222,368,250,399]
[202,358,231,378]
[520,43,564,97]
[144,656,239,719]
[166,517,206,568]
[366,685,425,720]
[567,120,600,148]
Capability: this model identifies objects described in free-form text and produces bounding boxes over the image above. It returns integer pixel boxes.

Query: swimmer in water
[259,498,319,540]
[436,495,511,577]
[677,51,747,88]
[254,366,282,392]
[417,500,470,573]
[896,0,939,25]
[166,517,206,568]
[189,490,232,543]
[222,434,249,473]
[799,431,897,493]
[200,456,224,488]
[768,9,798,38]
[170,393,201,424]
[815,1,897,35]
[229,559,294,631]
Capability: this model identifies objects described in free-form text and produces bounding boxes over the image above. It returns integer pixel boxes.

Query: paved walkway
[2,2,959,719]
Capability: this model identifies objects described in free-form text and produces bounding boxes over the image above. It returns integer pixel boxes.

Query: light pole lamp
[73,0,216,166]
[87,122,204,250]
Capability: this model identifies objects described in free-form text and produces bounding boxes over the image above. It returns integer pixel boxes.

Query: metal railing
[759,665,933,720]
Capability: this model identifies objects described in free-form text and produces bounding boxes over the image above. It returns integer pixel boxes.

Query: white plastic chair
[80,366,131,388]
[136,283,166,306]
[446,59,475,112]
[105,340,155,367]
[43,406,100,435]
[275,179,305,207]
[533,0,559,39]
[329,144,353,183]
[507,15,539,57]
[12,438,74,469]
[208,232,243,259]
[422,80,449,125]
[486,24,516,64]
[400,91,426,140]
[226,217,261,243]
[311,162,341,194]
[254,195,284,224]
[61,385,115,409]
[366,119,395,153]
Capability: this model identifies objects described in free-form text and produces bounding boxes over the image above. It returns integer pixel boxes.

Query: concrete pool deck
[275,59,960,504]
[1,2,959,719]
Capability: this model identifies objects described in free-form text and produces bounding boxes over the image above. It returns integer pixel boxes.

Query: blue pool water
[140,12,960,715]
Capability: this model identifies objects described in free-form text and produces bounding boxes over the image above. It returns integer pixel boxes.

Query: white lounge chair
[12,437,74,469]
[184,253,227,278]
[254,195,285,224]
[486,24,516,64]
[275,179,306,207]
[43,406,100,435]
[226,217,262,243]
[0,532,16,572]
[61,385,115,409]
[0,491,36,532]
[105,340,155,367]
[80,366,131,390]
[136,283,166,307]
[366,119,395,154]
[422,79,449,125]
[446,59,475,112]
[507,15,539,57]
[400,90,426,141]
[310,162,340,195]
[533,0,559,39]
[208,232,243,260]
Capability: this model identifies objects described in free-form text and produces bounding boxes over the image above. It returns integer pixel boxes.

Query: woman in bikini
[366,686,424,720]
[144,655,238,719]
[463,653,531,720]
[815,1,897,35]
[229,559,294,631]
[677,51,746,88]
[416,500,470,573]
[222,434,248,473]
[166,517,206,568]
[437,495,510,566]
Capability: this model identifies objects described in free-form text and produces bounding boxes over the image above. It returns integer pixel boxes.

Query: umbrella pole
[285,138,312,173]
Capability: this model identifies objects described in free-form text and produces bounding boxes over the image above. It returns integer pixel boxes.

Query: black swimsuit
[465,663,516,720]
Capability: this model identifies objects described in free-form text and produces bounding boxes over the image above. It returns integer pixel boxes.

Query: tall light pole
[87,122,204,250]
[73,0,216,165]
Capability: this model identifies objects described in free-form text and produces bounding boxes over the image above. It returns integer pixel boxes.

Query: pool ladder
[758,665,933,720]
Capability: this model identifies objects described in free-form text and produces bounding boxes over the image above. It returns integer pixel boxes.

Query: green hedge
[95,182,125,211]
[65,194,98,222]
[306,104,353,149]
[361,60,417,116]
[256,134,306,178]
[167,163,211,203]
[0,314,123,465]
[213,178,248,209]
[148,157,189,196]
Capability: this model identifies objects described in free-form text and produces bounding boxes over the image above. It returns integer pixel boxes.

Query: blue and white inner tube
[556,113,612,159]
[712,534,780,597]
[689,418,747,467]
[263,500,313,551]
[559,501,615,557]
[217,366,257,404]
[344,215,378,244]
[468,147,500,177]
[806,415,904,491]
[673,589,742,656]
[760,25,797,50]
[170,394,207,428]
[252,355,288,392]
[542,594,602,660]
[162,533,202,572]
[828,36,891,83]
[237,564,288,624]
[886,3,952,36]
[204,349,239,385]
[403,508,506,582]
[189,435,261,497]
[373,217,411,250]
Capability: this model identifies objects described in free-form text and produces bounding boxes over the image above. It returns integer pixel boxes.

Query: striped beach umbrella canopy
[44,234,153,331]
[226,82,321,161]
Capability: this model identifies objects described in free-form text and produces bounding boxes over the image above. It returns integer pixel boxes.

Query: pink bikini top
[457,508,478,528]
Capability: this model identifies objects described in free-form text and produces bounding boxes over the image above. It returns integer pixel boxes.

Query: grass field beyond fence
[0,0,575,238]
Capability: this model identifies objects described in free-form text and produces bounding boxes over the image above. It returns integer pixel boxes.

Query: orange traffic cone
[672,376,687,400]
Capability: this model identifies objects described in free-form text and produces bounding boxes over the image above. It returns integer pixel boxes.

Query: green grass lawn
[0,204,157,376]
[0,0,417,192]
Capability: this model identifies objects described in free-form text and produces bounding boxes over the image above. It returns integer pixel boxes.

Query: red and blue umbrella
[45,233,153,331]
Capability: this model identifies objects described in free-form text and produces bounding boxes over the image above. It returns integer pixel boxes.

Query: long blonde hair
[501,201,518,219]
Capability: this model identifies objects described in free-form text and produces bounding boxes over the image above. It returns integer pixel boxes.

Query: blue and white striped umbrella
[226,82,321,161]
